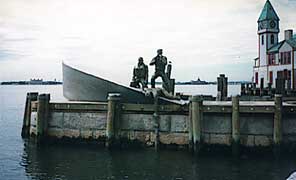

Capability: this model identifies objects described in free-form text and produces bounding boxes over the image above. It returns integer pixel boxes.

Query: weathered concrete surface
[47,128,106,139]
[283,114,296,135]
[203,133,231,145]
[240,135,272,147]
[203,113,231,134]
[240,113,273,135]
[46,112,107,135]
[27,100,296,149]
[62,112,107,129]
[121,114,154,130]
[119,130,155,146]
[121,114,188,132]
[159,132,188,145]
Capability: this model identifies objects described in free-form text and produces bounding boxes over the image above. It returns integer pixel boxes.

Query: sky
[0,0,296,85]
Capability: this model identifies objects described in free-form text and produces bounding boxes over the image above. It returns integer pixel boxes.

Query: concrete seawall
[22,93,296,153]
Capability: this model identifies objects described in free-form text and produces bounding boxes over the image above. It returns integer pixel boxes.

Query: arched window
[261,35,264,45]
[271,34,274,44]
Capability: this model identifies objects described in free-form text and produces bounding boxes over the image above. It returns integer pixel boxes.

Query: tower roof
[258,0,279,22]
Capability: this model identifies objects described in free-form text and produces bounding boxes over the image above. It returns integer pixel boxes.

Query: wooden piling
[106,93,121,148]
[231,95,240,156]
[191,95,203,153]
[276,78,285,95]
[170,79,175,95]
[273,94,282,155]
[188,101,193,151]
[222,75,228,100]
[153,94,160,151]
[241,83,246,96]
[22,92,38,138]
[217,76,222,101]
[217,74,228,101]
[36,94,50,141]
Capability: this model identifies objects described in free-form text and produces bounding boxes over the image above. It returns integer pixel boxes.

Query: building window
[280,51,291,64]
[261,35,264,45]
[268,54,275,65]
[287,52,291,64]
[269,71,273,84]
[271,34,274,44]
[255,72,258,84]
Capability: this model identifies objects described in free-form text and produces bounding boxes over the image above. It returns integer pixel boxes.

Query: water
[0,85,295,180]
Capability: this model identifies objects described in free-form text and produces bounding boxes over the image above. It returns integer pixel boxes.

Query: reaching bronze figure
[130,57,148,89]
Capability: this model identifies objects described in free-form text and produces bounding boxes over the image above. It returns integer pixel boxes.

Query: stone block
[203,113,231,134]
[241,135,255,147]
[63,112,107,130]
[283,116,296,135]
[121,114,154,130]
[254,135,271,146]
[93,130,106,139]
[240,114,273,135]
[80,130,92,139]
[134,131,150,142]
[159,132,188,145]
[159,116,171,131]
[48,112,64,128]
[63,129,80,138]
[47,128,64,138]
[209,134,231,145]
[169,115,188,132]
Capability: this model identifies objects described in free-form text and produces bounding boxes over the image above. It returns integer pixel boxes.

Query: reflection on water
[0,85,296,180]
[21,141,296,180]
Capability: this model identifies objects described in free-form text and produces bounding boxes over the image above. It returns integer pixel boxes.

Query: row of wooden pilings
[188,94,283,155]
[22,92,124,146]
[22,92,284,155]
[22,92,50,142]
[104,93,284,154]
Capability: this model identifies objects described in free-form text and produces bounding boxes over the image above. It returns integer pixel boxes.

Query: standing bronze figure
[150,49,170,88]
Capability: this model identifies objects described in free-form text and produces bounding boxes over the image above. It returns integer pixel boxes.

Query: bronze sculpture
[130,57,148,89]
[150,49,170,89]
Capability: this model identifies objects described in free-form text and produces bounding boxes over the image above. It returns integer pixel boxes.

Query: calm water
[0,85,295,180]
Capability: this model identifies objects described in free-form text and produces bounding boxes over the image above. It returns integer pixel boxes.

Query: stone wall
[27,98,296,148]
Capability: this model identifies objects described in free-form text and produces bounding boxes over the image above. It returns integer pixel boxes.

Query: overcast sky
[0,0,296,84]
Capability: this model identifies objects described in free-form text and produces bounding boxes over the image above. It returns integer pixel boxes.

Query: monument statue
[150,49,170,89]
[130,57,148,89]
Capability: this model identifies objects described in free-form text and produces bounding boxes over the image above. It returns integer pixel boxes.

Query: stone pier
[23,92,296,153]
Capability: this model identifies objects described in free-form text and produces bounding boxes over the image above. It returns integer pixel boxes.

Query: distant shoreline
[1,80,249,86]
[1,81,62,85]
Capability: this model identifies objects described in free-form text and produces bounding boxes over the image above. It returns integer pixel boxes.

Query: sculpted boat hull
[62,63,154,103]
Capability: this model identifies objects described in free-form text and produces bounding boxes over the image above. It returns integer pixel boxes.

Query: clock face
[270,20,276,28]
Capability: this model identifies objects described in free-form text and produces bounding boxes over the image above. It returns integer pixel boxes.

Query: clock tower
[257,0,280,66]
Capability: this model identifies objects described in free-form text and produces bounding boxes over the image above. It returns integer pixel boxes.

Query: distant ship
[190,78,209,85]
[176,78,210,85]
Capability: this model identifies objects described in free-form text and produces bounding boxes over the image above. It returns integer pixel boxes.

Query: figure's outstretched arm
[150,58,156,65]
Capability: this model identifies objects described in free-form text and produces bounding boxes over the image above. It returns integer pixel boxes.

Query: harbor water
[0,85,295,180]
